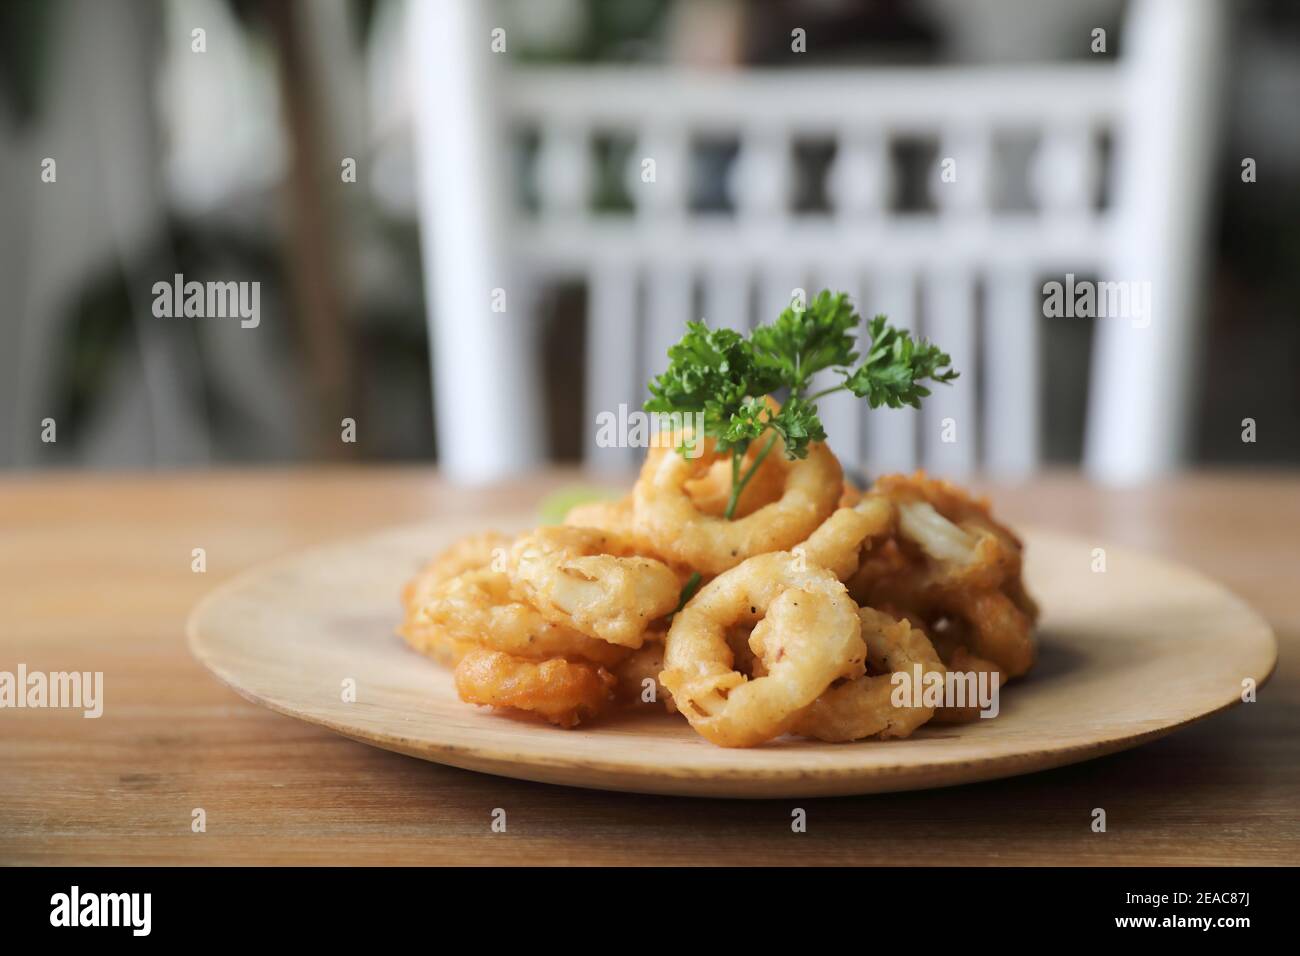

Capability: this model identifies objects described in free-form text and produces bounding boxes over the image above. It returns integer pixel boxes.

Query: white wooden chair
[409,0,1226,484]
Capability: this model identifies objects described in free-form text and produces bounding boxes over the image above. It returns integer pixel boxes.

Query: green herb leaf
[642,292,957,519]
[750,290,859,392]
[645,321,781,457]
[842,314,958,409]
[765,395,826,460]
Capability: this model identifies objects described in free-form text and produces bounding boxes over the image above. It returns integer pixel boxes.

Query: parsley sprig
[645,289,957,524]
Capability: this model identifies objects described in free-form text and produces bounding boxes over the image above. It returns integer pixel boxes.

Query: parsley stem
[675,571,703,612]
[806,384,847,403]
[724,430,778,520]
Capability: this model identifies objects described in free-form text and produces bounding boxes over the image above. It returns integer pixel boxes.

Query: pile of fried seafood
[399,437,1037,748]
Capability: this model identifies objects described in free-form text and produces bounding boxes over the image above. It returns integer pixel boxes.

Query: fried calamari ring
[942,588,1035,680]
[400,531,510,614]
[563,496,693,579]
[563,496,637,538]
[865,604,995,725]
[725,622,762,679]
[661,555,864,747]
[876,472,1005,528]
[838,480,863,509]
[683,443,787,519]
[412,566,630,667]
[852,556,1035,679]
[798,493,895,581]
[508,526,680,648]
[634,434,843,577]
[851,472,1038,678]
[454,647,616,727]
[877,471,1029,592]
[1004,574,1041,623]
[928,643,1004,724]
[790,607,945,742]
[613,627,676,712]
[864,542,1036,678]
[398,531,511,665]
[895,499,1016,591]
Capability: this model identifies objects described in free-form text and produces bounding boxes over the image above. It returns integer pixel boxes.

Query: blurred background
[1,0,1296,484]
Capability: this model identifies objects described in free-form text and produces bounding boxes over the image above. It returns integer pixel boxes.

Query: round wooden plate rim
[187,522,1278,798]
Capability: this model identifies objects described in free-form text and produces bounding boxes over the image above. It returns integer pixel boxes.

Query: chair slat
[810,271,866,471]
[984,269,1041,475]
[701,267,750,333]
[586,266,640,472]
[922,269,978,477]
[865,272,919,475]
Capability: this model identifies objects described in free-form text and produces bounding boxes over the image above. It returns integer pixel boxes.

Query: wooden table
[1,468,1296,865]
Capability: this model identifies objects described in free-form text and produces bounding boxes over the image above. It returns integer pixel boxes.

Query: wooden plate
[187,520,1277,798]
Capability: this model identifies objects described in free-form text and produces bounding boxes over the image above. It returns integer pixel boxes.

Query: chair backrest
[411,0,1225,483]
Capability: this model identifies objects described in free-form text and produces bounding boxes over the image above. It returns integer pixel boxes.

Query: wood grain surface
[1,468,1297,864]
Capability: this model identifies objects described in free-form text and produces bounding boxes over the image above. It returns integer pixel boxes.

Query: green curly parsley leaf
[644,321,781,457]
[750,290,860,392]
[641,291,958,524]
[842,314,959,409]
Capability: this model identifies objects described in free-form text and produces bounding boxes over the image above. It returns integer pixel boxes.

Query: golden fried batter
[661,554,865,747]
[413,567,630,667]
[454,647,617,727]
[634,434,843,577]
[791,607,944,742]
[849,471,1038,679]
[398,531,512,665]
[401,465,1038,742]
[508,526,680,648]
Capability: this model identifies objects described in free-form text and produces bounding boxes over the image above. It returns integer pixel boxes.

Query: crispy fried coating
[398,532,512,665]
[613,627,676,712]
[791,607,945,742]
[661,554,865,747]
[563,496,637,538]
[634,434,843,577]
[798,493,895,582]
[927,643,1004,724]
[401,468,1037,742]
[848,471,1038,679]
[508,526,680,648]
[454,647,617,727]
[413,567,630,667]
[837,480,863,509]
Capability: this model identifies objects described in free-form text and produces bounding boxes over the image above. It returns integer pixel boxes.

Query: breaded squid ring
[852,557,1036,679]
[928,643,1005,724]
[878,471,1028,592]
[411,567,630,667]
[454,647,616,727]
[613,627,676,712]
[790,607,945,742]
[895,499,1016,592]
[868,605,997,725]
[400,531,510,613]
[398,531,511,665]
[660,554,865,747]
[941,588,1036,679]
[563,496,637,538]
[837,480,864,508]
[683,442,787,519]
[850,472,1038,678]
[508,527,680,648]
[562,496,691,578]
[798,493,895,581]
[633,434,843,577]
